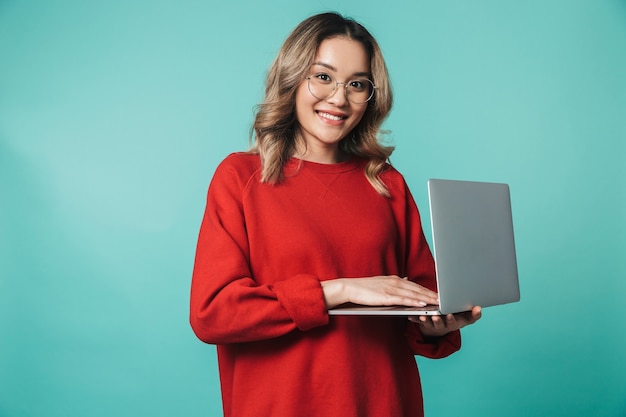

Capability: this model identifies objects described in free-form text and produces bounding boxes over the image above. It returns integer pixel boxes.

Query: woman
[190,12,481,417]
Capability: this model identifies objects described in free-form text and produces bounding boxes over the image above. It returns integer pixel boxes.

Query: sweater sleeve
[405,323,462,358]
[395,175,463,358]
[189,155,329,345]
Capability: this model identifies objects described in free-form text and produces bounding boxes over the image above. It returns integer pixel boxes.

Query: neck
[294,140,346,164]
[295,151,346,164]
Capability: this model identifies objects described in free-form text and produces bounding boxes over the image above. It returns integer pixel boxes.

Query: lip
[315,110,349,126]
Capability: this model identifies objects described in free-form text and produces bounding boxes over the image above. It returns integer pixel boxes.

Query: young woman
[190,12,481,417]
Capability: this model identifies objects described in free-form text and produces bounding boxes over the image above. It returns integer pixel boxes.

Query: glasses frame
[305,76,377,104]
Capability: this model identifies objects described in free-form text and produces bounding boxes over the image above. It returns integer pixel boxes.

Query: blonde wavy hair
[250,12,394,196]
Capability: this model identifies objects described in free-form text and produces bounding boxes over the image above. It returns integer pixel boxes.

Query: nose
[326,82,349,106]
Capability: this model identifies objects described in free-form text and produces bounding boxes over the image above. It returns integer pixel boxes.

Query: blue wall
[1,1,625,416]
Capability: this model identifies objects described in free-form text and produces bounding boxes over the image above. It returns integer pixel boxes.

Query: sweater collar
[286,157,364,174]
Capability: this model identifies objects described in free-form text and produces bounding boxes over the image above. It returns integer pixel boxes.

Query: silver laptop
[328,179,520,316]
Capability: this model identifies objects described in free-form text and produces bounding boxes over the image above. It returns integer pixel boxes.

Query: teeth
[318,111,344,121]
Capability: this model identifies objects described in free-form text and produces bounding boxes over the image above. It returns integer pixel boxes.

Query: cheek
[351,105,368,126]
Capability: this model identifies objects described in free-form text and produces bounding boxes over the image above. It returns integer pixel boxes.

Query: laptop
[328,178,520,316]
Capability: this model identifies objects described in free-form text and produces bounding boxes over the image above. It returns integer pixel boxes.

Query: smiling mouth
[317,111,347,121]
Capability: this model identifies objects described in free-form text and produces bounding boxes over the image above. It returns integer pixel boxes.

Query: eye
[313,73,333,84]
[349,80,367,91]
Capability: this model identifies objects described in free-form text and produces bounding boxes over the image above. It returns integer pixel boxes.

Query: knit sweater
[190,153,461,417]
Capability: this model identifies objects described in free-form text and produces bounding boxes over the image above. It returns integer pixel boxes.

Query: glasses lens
[346,79,375,104]
[307,75,334,101]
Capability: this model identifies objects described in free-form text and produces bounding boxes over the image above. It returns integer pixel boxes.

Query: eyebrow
[311,61,371,78]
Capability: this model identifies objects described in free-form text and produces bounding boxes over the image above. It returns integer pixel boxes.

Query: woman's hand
[409,306,482,337]
[321,276,439,309]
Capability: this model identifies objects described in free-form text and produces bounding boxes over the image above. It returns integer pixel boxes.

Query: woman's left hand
[409,306,482,337]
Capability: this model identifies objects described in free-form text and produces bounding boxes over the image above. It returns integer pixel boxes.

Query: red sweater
[190,153,461,417]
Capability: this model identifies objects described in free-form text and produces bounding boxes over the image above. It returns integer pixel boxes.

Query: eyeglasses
[306,73,376,104]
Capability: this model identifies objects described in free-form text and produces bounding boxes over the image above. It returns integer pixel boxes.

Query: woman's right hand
[320,276,439,310]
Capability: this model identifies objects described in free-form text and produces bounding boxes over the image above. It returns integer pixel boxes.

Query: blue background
[1,1,625,416]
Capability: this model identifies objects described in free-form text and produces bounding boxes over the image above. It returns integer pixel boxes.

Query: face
[294,37,371,162]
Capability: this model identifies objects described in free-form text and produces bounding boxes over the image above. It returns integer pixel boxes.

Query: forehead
[312,37,370,74]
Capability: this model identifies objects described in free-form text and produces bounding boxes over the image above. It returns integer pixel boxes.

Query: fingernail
[417,301,427,307]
